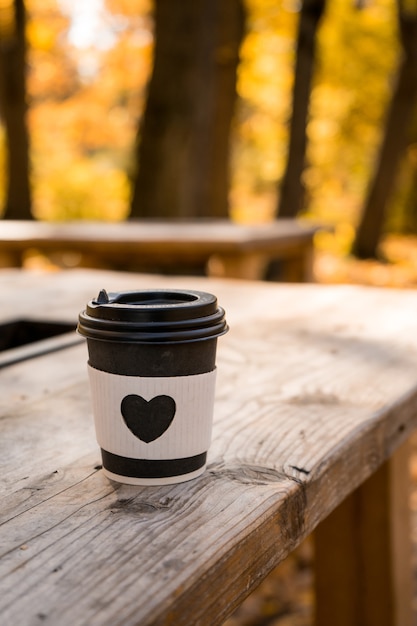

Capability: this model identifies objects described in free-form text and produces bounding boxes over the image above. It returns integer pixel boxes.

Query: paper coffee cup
[77,288,228,485]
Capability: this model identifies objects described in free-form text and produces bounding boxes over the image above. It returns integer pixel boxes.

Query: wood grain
[1,269,417,624]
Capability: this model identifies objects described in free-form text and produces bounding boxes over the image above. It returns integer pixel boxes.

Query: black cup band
[101,449,207,479]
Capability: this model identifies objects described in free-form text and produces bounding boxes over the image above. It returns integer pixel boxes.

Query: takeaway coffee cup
[77,288,228,485]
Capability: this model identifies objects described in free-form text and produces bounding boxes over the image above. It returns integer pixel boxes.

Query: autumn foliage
[1,0,416,262]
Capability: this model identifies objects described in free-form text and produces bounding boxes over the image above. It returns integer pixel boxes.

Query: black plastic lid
[77,289,228,344]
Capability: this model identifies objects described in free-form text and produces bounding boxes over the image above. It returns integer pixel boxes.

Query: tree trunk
[130,0,245,220]
[0,0,32,220]
[352,0,417,259]
[276,0,326,219]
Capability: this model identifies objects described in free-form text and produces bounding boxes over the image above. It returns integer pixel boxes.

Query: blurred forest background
[1,0,417,282]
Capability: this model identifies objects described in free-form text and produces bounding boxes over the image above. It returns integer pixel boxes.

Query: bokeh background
[2,0,417,285]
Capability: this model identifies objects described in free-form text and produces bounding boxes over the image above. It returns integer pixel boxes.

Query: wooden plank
[0,330,81,369]
[0,268,165,325]
[314,440,413,626]
[0,219,319,249]
[1,270,417,624]
[0,219,319,280]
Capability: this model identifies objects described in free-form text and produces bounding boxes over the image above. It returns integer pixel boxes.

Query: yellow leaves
[238,0,297,108]
[23,0,153,223]
[33,157,130,221]
[28,87,134,221]
[315,234,417,287]
[104,0,152,18]
[238,51,292,111]
[315,222,356,255]
[233,3,300,211]
[26,20,56,51]
[26,5,76,100]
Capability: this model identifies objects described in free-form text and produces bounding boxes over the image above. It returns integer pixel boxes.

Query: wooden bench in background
[1,268,416,625]
[0,218,320,281]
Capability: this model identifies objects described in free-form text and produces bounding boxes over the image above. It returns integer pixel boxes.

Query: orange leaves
[23,0,152,220]
[104,0,152,18]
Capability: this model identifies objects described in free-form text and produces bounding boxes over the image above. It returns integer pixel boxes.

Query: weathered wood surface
[1,269,417,625]
[0,219,318,281]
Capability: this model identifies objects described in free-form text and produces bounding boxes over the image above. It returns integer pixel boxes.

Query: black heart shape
[120,394,176,443]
